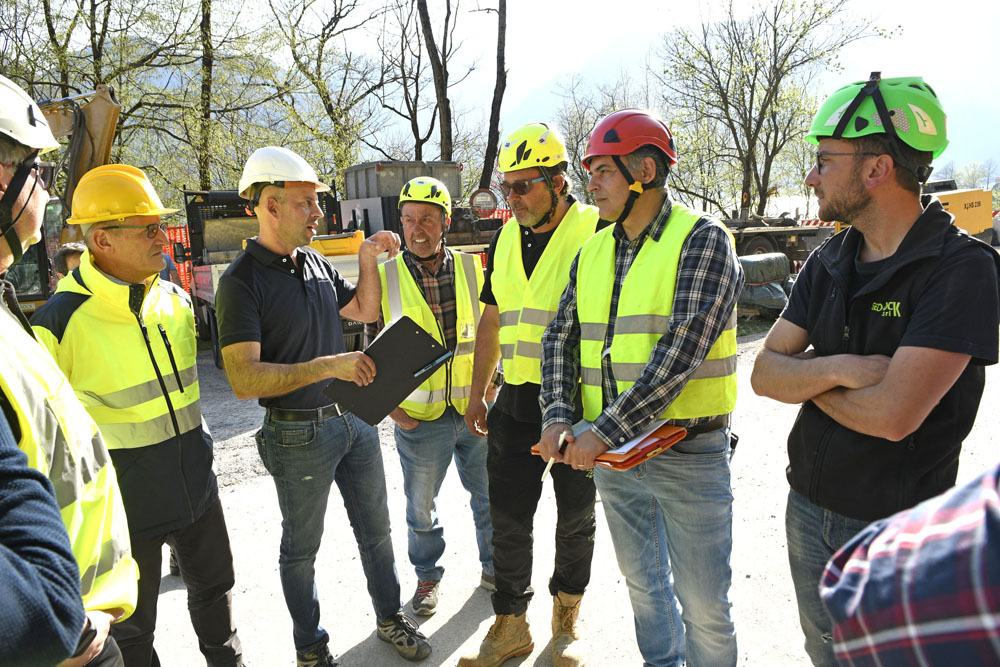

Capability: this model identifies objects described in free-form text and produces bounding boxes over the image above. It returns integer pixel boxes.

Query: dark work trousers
[486,407,596,616]
[112,496,243,667]
[85,634,123,666]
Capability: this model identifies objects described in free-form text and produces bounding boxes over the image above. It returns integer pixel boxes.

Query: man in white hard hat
[216,146,431,666]
[0,73,139,666]
[32,163,244,667]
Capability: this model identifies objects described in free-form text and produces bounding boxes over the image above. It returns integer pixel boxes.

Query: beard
[817,163,872,224]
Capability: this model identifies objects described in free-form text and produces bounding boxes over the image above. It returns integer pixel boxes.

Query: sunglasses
[102,221,169,239]
[499,176,545,197]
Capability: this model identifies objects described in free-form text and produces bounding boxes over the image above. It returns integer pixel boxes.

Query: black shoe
[377,611,432,661]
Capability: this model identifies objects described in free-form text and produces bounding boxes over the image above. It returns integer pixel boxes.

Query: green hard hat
[807,73,948,158]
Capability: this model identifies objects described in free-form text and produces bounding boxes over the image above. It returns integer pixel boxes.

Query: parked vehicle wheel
[739,235,779,255]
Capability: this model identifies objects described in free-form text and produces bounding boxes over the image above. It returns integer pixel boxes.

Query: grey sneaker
[377,611,432,661]
[480,572,496,591]
[412,579,440,616]
[296,644,338,667]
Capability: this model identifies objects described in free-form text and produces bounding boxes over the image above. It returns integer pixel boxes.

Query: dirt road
[153,333,999,665]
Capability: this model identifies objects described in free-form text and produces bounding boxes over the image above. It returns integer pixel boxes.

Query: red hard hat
[582,109,678,170]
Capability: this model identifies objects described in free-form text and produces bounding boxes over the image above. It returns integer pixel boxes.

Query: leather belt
[266,403,345,423]
[682,414,730,439]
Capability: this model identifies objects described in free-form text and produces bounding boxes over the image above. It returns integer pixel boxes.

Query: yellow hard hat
[398,176,451,217]
[67,164,178,225]
[498,123,567,174]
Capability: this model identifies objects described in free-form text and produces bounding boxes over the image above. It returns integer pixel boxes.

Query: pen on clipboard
[540,431,568,482]
[412,352,452,379]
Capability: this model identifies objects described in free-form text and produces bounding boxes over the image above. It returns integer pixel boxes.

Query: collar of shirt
[611,195,673,244]
[245,238,302,276]
[402,246,453,281]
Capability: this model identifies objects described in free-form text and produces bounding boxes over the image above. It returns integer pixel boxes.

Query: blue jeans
[393,406,493,581]
[256,412,400,653]
[595,428,737,667]
[785,489,872,667]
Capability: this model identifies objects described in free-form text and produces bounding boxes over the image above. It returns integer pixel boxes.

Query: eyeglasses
[814,151,882,174]
[1,157,56,190]
[102,221,169,238]
[499,176,545,197]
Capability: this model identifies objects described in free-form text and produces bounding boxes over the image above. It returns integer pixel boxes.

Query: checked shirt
[540,195,743,448]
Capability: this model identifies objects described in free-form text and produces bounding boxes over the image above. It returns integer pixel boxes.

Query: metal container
[343,161,462,200]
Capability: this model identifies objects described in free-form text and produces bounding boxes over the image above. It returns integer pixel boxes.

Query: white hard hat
[238,146,330,199]
[0,75,60,154]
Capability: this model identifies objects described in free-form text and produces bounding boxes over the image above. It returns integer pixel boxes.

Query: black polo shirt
[215,238,356,409]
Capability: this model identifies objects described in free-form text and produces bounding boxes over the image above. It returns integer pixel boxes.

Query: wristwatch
[71,615,97,659]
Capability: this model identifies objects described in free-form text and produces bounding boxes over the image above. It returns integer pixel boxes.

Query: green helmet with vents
[807,73,948,158]
[399,176,451,218]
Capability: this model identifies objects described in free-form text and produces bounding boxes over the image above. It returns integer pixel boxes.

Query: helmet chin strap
[612,155,645,224]
[0,152,40,266]
[529,176,560,230]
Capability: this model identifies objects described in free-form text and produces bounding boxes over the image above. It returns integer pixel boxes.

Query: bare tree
[476,0,505,190]
[375,0,437,160]
[415,0,462,160]
[656,0,877,217]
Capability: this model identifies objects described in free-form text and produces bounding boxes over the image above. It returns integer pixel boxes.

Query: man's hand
[58,610,114,667]
[390,407,420,431]
[563,430,610,470]
[836,354,891,389]
[360,230,400,260]
[465,398,489,436]
[538,423,573,462]
[326,352,376,386]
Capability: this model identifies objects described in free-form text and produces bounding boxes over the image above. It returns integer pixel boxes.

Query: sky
[445,0,999,175]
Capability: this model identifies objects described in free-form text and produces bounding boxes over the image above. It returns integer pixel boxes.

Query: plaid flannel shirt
[821,463,1000,666]
[364,247,458,351]
[539,196,743,448]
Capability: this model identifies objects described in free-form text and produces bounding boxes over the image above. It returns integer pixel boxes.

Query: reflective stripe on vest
[40,252,204,451]
[379,250,484,419]
[492,201,599,385]
[577,205,738,421]
[0,304,138,618]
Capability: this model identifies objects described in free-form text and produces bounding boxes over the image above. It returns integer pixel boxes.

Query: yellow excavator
[7,85,120,315]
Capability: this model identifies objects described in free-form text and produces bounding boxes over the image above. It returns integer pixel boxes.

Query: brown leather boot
[551,591,586,667]
[457,613,533,667]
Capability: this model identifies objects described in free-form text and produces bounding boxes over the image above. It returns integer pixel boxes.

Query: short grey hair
[0,133,33,165]
[624,146,669,189]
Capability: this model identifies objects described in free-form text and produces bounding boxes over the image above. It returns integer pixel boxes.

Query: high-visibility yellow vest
[492,201,599,385]
[577,204,737,421]
[33,252,203,450]
[379,250,484,419]
[0,302,138,618]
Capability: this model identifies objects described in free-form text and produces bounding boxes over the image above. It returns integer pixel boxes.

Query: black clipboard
[323,315,452,426]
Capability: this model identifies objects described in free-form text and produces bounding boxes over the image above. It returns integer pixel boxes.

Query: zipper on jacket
[130,284,196,523]
[158,324,185,394]
[807,416,838,502]
[435,318,454,411]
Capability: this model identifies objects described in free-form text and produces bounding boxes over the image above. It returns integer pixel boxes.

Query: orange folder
[531,423,687,471]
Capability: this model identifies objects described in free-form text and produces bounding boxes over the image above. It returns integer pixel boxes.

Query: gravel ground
[159,329,999,666]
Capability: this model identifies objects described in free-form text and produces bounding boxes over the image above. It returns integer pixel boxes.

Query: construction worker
[539,108,743,667]
[54,241,86,279]
[215,146,430,666]
[0,74,138,666]
[31,164,244,666]
[461,123,601,667]
[365,176,494,616]
[751,73,1000,667]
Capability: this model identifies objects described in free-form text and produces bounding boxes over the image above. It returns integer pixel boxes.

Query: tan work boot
[551,591,586,667]
[457,613,533,667]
